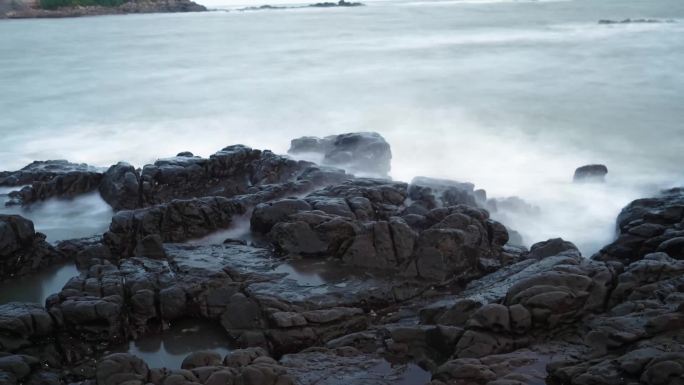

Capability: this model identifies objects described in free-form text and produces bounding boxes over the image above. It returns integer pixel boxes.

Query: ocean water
[1,0,683,255]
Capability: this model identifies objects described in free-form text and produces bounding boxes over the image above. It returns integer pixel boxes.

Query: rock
[181,351,222,370]
[504,259,613,328]
[433,358,497,384]
[289,132,392,178]
[99,145,347,212]
[104,196,246,258]
[96,353,149,385]
[0,160,102,206]
[255,179,508,282]
[99,162,141,211]
[219,293,265,330]
[4,141,681,385]
[250,199,312,233]
[408,176,479,209]
[528,238,580,260]
[138,145,313,207]
[573,164,608,182]
[0,214,62,280]
[466,304,511,333]
[280,347,431,385]
[594,188,684,264]
[411,205,508,281]
[223,347,270,368]
[0,354,38,382]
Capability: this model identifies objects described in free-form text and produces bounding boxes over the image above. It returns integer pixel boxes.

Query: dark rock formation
[594,187,684,264]
[289,132,392,178]
[0,214,62,280]
[573,164,608,183]
[99,162,141,211]
[408,176,481,209]
[104,196,246,258]
[252,178,509,281]
[0,160,102,206]
[99,145,348,211]
[1,137,682,385]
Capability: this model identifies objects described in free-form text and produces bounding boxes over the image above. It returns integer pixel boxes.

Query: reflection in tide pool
[0,263,79,305]
[0,191,113,242]
[116,319,232,369]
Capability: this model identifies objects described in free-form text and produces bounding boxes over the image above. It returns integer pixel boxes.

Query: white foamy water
[1,0,683,255]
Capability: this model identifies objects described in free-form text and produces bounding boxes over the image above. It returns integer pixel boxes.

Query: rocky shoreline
[0,132,682,385]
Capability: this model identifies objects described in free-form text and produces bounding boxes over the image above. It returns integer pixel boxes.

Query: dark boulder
[104,196,246,258]
[99,162,141,211]
[573,164,608,182]
[528,238,580,260]
[0,303,55,352]
[0,215,62,280]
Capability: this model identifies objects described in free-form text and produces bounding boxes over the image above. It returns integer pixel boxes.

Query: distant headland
[0,0,206,19]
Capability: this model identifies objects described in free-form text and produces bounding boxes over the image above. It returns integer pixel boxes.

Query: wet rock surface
[0,160,103,206]
[0,137,682,385]
[0,214,63,281]
[594,187,684,264]
[99,145,349,211]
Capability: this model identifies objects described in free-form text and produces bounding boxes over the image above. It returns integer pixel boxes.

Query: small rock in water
[573,164,608,182]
